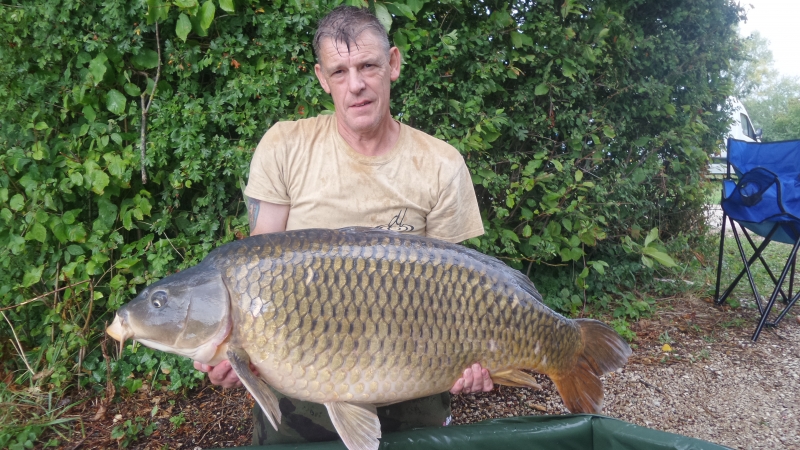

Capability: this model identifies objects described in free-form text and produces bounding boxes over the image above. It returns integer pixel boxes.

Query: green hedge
[0,0,742,391]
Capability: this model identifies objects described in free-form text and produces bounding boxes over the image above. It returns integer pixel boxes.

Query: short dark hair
[313,5,390,62]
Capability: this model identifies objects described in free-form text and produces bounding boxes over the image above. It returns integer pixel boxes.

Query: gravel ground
[603,303,800,450]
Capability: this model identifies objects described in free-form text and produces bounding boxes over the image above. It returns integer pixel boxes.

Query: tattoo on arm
[247,198,260,232]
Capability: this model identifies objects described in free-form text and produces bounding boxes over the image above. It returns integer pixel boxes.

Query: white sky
[738,0,800,79]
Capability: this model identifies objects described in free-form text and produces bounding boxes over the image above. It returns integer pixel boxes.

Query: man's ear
[389,47,401,82]
[315,64,331,94]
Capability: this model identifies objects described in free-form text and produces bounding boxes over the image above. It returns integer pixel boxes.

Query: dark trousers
[253,389,452,445]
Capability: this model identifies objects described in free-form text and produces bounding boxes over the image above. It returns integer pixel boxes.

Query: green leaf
[68,224,87,243]
[88,54,108,85]
[82,105,96,123]
[9,194,24,211]
[176,13,192,42]
[644,227,658,247]
[218,0,234,13]
[642,247,677,268]
[124,83,142,97]
[534,83,549,96]
[146,0,171,24]
[34,121,49,131]
[131,50,159,70]
[106,89,127,115]
[90,171,110,195]
[0,188,6,203]
[67,245,84,255]
[25,222,47,243]
[62,210,79,225]
[374,3,392,33]
[511,31,522,48]
[386,3,415,20]
[562,59,577,80]
[174,0,198,8]
[590,260,607,275]
[23,265,44,288]
[199,1,215,30]
[501,229,520,243]
[115,258,140,270]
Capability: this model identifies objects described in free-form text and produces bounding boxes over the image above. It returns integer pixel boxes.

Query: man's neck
[336,117,401,157]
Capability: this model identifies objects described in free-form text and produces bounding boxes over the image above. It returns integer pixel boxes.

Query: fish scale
[107,227,631,450]
[217,229,566,403]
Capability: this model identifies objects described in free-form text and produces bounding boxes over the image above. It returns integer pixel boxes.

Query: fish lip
[106,314,131,343]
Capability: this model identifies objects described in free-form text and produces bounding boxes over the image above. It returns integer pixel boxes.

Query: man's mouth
[351,100,372,108]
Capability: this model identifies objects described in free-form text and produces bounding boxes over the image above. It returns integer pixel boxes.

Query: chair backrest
[728,138,800,179]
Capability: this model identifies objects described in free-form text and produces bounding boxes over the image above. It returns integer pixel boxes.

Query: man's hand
[450,363,494,394]
[194,360,258,389]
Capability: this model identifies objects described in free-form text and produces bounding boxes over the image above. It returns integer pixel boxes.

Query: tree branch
[140,22,162,184]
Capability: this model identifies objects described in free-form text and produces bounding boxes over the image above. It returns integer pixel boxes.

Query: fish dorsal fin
[227,348,281,430]
[324,402,381,450]
[492,369,543,389]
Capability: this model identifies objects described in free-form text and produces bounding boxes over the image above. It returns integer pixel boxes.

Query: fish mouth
[106,314,132,343]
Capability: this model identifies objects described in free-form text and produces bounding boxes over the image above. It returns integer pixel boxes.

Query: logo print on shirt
[376,209,415,232]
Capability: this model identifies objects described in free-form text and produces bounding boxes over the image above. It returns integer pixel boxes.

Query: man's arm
[194,199,290,388]
[248,197,290,235]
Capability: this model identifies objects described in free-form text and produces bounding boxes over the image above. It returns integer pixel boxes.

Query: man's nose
[347,68,366,93]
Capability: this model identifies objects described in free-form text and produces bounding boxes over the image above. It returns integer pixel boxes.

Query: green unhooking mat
[226,415,730,450]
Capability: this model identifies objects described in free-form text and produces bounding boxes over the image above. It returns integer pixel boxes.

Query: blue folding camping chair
[714,138,800,341]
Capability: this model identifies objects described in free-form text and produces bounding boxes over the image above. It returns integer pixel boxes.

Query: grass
[0,383,81,449]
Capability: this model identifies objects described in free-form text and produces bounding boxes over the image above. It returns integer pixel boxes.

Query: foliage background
[731,31,800,141]
[0,0,744,446]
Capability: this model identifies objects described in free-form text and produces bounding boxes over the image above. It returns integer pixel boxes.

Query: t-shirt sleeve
[244,124,292,205]
[425,159,485,243]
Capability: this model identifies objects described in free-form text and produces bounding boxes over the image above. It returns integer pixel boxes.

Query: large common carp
[106,227,631,450]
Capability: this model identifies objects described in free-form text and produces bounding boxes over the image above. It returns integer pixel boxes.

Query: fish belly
[219,228,581,404]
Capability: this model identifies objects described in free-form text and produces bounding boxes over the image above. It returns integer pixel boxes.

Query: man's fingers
[481,368,493,392]
[462,367,474,393]
[449,378,465,395]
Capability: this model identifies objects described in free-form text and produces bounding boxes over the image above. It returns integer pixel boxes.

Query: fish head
[106,264,232,365]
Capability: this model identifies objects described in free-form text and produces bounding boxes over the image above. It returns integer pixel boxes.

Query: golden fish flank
[106,227,631,450]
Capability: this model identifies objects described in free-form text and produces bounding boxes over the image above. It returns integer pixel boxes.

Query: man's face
[314,32,401,137]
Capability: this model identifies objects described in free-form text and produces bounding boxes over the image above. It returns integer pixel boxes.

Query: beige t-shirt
[244,115,484,243]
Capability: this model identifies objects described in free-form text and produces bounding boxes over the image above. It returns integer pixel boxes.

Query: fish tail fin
[550,319,631,414]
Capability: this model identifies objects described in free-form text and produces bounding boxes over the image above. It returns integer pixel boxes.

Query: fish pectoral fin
[492,369,543,389]
[324,402,381,450]
[226,348,281,430]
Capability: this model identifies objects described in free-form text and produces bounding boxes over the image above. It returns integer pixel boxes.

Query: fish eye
[151,291,168,308]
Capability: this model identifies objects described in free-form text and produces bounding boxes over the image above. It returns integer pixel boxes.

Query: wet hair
[313,5,391,62]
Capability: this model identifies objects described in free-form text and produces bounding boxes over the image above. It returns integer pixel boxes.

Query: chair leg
[715,223,781,308]
[742,227,791,303]
[752,236,800,341]
[714,212,728,304]
[732,223,766,314]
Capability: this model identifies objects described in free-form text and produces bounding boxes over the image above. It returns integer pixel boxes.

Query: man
[194,5,494,445]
